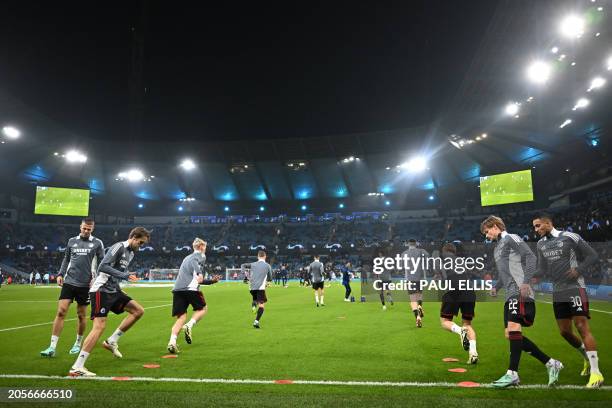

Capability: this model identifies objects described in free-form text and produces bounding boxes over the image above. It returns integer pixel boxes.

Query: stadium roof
[0,0,611,214]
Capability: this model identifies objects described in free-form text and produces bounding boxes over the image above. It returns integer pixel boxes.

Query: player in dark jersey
[533,213,604,388]
[342,263,352,302]
[40,219,104,357]
[438,243,478,364]
[69,227,150,377]
[482,216,563,388]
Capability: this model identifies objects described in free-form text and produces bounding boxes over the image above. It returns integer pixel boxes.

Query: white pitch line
[0,304,171,333]
[539,300,612,315]
[0,374,609,390]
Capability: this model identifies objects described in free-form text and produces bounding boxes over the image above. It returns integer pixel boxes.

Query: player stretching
[438,243,478,364]
[168,238,220,354]
[533,214,604,388]
[481,216,563,388]
[69,227,150,377]
[309,255,325,307]
[241,251,272,328]
[402,240,428,324]
[41,219,104,357]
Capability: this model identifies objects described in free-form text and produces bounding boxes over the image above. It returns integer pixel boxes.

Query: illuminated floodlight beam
[2,126,20,139]
[526,61,552,84]
[588,77,606,92]
[118,169,145,182]
[572,98,589,110]
[400,156,427,172]
[559,119,572,128]
[505,102,520,116]
[64,150,87,163]
[180,159,196,171]
[559,15,585,39]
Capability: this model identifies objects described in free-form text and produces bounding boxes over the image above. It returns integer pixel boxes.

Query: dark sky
[0,1,499,142]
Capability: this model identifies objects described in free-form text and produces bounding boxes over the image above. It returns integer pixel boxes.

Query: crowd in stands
[1,201,611,285]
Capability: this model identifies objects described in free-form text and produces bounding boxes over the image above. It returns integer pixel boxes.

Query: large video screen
[479,169,533,207]
[34,186,90,216]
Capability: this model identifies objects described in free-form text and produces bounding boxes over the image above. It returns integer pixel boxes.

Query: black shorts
[312,281,324,290]
[172,290,206,316]
[90,291,132,319]
[553,288,590,319]
[250,289,267,303]
[59,283,90,306]
[504,296,536,328]
[440,291,476,321]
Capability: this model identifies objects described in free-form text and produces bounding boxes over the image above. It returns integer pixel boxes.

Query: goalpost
[225,268,243,282]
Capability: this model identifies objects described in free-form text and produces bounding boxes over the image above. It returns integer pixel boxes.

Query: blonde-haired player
[167,238,221,353]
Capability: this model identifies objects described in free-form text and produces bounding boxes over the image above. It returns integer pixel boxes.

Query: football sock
[450,323,462,334]
[50,335,59,349]
[186,319,197,328]
[413,309,419,318]
[587,351,601,375]
[315,294,319,304]
[108,329,124,344]
[576,343,589,361]
[508,331,523,372]
[75,335,83,345]
[522,336,550,364]
[256,307,264,321]
[169,334,177,345]
[469,340,477,353]
[379,293,385,305]
[320,296,324,304]
[73,351,90,369]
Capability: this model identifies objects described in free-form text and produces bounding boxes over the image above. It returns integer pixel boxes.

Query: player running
[481,216,563,388]
[533,213,604,388]
[241,251,272,328]
[309,255,325,307]
[69,227,150,377]
[41,219,104,357]
[167,238,221,354]
[402,240,428,324]
[438,243,478,364]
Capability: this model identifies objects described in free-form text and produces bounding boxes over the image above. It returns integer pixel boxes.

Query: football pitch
[0,283,610,407]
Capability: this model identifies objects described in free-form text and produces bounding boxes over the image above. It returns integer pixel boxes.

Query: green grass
[0,283,610,407]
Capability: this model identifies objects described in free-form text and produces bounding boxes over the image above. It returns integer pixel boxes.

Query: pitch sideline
[0,373,610,390]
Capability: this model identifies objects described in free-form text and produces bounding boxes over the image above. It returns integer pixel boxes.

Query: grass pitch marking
[0,374,610,390]
[0,303,172,333]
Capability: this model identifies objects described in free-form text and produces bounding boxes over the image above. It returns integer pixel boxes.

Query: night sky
[0,1,498,142]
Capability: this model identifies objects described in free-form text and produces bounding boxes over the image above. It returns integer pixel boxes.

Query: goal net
[225,268,244,282]
[149,268,179,282]
[148,268,245,282]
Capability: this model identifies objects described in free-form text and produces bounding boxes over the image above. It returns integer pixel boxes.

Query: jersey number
[570,296,582,308]
[508,299,518,310]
